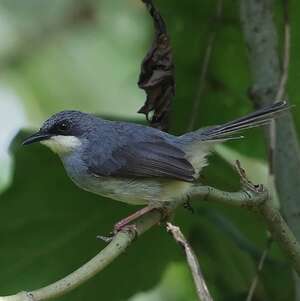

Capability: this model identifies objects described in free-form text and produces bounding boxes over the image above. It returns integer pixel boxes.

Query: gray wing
[86,129,195,182]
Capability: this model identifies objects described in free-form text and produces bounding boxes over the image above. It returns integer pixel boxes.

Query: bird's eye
[57,121,70,132]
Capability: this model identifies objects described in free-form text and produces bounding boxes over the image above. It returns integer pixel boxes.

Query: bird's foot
[113,205,155,234]
[157,206,175,226]
[96,233,114,243]
[183,197,195,214]
[235,160,264,193]
[98,205,173,242]
[97,206,154,243]
[97,224,138,243]
[114,220,139,234]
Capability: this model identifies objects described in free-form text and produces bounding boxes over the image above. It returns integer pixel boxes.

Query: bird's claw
[96,233,114,243]
[96,223,138,243]
[183,200,195,213]
[114,223,138,236]
[235,160,264,193]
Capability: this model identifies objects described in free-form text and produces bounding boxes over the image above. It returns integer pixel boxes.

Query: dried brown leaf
[138,0,175,132]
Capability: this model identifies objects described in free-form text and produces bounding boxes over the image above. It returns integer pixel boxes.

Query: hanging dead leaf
[138,0,175,132]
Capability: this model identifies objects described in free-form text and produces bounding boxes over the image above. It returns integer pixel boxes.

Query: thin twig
[275,0,290,101]
[246,236,273,301]
[166,222,213,301]
[188,0,223,131]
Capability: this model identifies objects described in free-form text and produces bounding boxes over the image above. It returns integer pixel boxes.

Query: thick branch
[240,0,300,237]
[191,184,300,275]
[240,2,300,294]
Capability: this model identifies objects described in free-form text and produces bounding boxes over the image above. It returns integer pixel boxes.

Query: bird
[23,101,288,230]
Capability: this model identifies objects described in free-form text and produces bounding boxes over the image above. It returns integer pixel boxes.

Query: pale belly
[62,154,193,206]
[76,175,192,206]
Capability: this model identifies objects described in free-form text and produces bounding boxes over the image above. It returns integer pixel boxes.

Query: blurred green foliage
[0,0,299,300]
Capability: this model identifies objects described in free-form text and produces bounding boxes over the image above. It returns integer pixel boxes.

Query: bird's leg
[114,205,155,233]
[97,205,173,242]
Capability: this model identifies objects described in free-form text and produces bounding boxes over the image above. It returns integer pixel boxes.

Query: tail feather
[180,101,289,178]
[199,101,289,140]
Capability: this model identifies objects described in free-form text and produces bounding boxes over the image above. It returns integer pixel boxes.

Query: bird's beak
[22,131,51,145]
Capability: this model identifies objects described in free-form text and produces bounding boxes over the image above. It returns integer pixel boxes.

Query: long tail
[190,101,289,141]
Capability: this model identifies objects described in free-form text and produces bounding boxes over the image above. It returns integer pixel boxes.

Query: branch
[190,161,300,276]
[240,0,280,107]
[246,236,273,301]
[240,0,300,289]
[188,0,223,131]
[0,210,162,301]
[240,0,300,225]
[189,186,300,275]
[166,222,213,301]
[2,162,300,300]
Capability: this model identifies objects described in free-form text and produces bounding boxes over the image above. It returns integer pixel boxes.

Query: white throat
[41,135,82,155]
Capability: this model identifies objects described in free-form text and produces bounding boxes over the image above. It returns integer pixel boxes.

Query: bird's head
[22,110,95,155]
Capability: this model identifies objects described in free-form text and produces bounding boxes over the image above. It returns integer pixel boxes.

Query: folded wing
[86,133,195,182]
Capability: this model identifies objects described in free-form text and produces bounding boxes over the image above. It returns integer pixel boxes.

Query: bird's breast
[61,154,193,205]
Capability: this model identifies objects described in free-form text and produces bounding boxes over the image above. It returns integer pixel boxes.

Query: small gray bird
[23,101,288,229]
